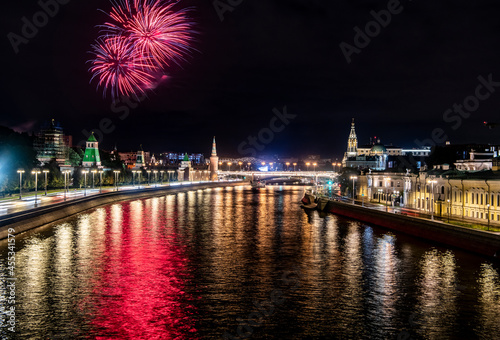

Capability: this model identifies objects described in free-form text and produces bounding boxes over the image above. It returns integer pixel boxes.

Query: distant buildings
[342,119,431,171]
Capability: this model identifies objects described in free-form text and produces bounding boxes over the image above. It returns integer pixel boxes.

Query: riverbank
[325,199,500,259]
[0,181,248,240]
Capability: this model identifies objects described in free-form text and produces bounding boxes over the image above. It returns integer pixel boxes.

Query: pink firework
[103,0,195,68]
[89,36,157,100]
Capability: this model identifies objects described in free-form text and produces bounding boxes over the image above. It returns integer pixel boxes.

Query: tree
[68,147,83,167]
[338,167,360,196]
[0,126,39,195]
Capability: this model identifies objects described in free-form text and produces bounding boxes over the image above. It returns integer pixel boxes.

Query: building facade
[356,170,500,224]
[33,119,67,165]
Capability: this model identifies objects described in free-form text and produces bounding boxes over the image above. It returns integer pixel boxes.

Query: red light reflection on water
[84,202,198,339]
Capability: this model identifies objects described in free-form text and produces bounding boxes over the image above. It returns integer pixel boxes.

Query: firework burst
[89,36,157,100]
[89,0,195,100]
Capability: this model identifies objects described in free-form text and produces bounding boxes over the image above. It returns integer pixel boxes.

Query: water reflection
[416,249,458,339]
[0,186,497,339]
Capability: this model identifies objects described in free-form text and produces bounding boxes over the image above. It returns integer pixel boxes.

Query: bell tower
[347,118,358,157]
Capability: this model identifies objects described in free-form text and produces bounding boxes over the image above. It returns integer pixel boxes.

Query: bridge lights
[293,163,297,172]
[286,162,290,171]
[306,162,310,171]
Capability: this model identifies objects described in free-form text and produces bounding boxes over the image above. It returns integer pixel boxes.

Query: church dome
[370,144,387,154]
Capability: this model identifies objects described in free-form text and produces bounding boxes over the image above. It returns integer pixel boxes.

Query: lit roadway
[0,181,225,216]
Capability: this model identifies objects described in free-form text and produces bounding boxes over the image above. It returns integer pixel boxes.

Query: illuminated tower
[347,118,358,157]
[209,136,219,181]
[134,145,145,169]
[342,118,358,167]
[82,132,102,168]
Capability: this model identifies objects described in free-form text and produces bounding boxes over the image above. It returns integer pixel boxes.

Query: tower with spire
[82,132,102,168]
[133,145,145,169]
[342,118,358,167]
[209,137,219,181]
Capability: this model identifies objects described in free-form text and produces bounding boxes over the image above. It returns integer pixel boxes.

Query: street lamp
[247,162,251,171]
[62,170,70,200]
[313,162,317,173]
[91,170,97,189]
[153,170,158,187]
[98,170,103,194]
[160,170,164,185]
[286,162,290,171]
[147,170,151,185]
[350,176,357,204]
[384,177,391,212]
[114,171,120,191]
[228,162,232,171]
[487,204,491,231]
[332,163,335,172]
[82,169,89,197]
[31,169,41,206]
[293,163,297,172]
[43,169,49,196]
[17,169,24,199]
[306,162,310,172]
[238,161,243,171]
[269,162,273,171]
[447,199,451,223]
[337,163,342,172]
[427,179,437,220]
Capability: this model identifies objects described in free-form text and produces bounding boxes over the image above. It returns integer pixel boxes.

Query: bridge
[218,171,339,180]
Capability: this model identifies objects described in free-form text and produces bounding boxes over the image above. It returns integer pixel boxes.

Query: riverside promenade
[0,180,248,240]
[326,198,500,259]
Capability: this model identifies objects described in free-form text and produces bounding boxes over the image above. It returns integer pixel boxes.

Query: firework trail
[89,36,157,100]
[88,0,195,100]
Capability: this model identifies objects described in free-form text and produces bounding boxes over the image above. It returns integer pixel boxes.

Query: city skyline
[3,1,500,158]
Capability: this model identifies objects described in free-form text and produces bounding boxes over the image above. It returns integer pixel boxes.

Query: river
[0,185,498,339]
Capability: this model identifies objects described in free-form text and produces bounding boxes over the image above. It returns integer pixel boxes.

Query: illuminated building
[342,119,431,171]
[82,133,102,168]
[33,119,67,165]
[210,137,219,181]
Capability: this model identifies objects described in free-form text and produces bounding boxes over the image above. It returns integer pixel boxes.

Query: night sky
[2,0,500,158]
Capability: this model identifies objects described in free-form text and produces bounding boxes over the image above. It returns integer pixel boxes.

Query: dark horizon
[3,0,500,158]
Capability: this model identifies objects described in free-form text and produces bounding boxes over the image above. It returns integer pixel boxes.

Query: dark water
[0,186,499,339]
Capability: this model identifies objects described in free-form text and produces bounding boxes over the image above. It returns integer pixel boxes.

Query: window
[379,181,382,187]
[481,194,483,205]
[441,186,445,194]
[454,192,457,202]
[471,194,474,204]
[498,194,500,207]
[466,193,468,203]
